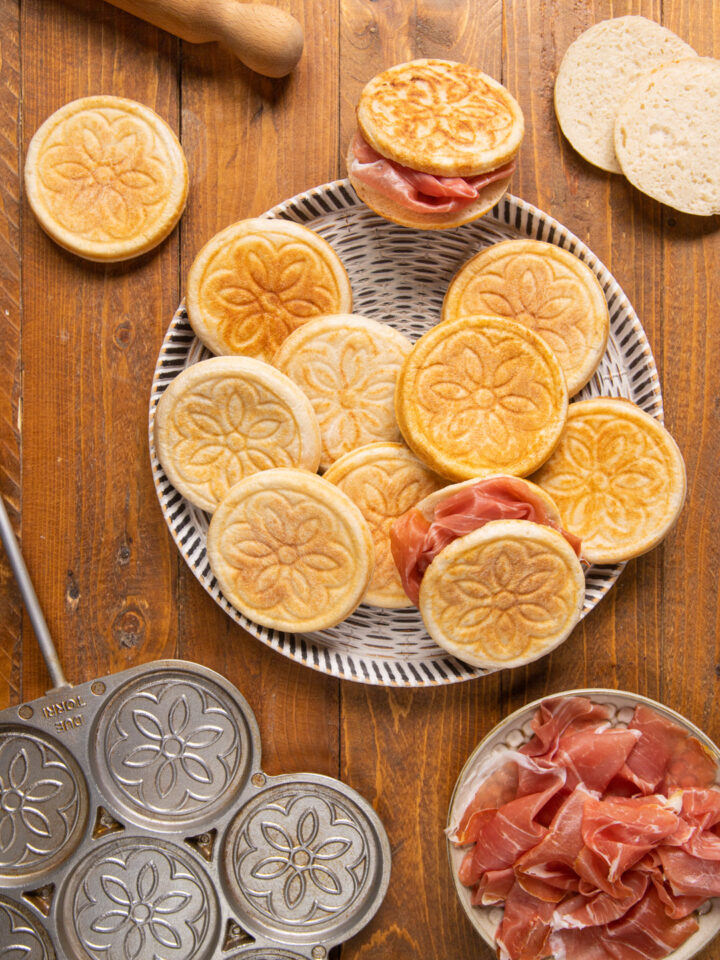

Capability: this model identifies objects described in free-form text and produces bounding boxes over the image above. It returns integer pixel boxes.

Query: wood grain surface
[1,1,719,958]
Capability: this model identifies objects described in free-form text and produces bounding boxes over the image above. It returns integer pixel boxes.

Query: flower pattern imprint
[74,842,212,960]
[364,62,516,158]
[219,489,355,622]
[234,793,367,925]
[337,459,442,599]
[37,108,172,241]
[0,897,54,960]
[415,328,558,466]
[283,332,409,464]
[167,376,301,506]
[434,540,578,661]
[106,679,241,817]
[0,733,82,873]
[201,236,342,359]
[458,255,595,380]
[534,414,670,552]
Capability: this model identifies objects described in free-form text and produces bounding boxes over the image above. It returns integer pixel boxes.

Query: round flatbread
[273,314,412,470]
[207,468,374,632]
[442,240,609,396]
[324,442,445,608]
[24,96,188,261]
[615,58,720,216]
[357,59,524,177]
[419,519,585,670]
[186,219,352,362]
[554,16,695,173]
[154,357,321,513]
[395,315,568,480]
[531,398,686,563]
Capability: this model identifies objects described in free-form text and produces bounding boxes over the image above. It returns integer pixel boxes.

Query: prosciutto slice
[349,131,516,214]
[451,696,720,960]
[390,477,582,606]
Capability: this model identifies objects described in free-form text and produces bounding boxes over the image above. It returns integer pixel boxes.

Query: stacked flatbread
[555,16,720,215]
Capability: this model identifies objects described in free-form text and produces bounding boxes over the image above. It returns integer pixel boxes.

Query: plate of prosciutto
[447,690,720,960]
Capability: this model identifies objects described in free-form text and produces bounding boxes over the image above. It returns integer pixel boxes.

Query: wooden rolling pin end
[101,0,304,78]
[218,4,304,78]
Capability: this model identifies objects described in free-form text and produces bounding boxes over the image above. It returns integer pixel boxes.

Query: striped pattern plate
[149,181,662,688]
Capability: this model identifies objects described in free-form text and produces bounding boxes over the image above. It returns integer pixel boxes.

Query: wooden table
[1,1,718,957]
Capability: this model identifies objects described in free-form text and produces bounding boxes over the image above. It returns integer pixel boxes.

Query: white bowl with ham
[447,690,720,960]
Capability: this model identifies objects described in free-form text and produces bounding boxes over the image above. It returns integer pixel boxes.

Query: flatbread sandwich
[390,476,584,669]
[347,59,524,229]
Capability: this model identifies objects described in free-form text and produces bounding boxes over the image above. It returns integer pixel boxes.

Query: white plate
[149,182,662,687]
[447,689,720,959]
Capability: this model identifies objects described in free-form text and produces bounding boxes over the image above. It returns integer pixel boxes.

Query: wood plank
[0,0,22,709]
[338,3,504,956]
[176,0,342,781]
[20,0,180,699]
[659,2,720,765]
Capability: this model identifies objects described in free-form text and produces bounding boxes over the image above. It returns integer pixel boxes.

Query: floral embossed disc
[273,314,412,470]
[0,726,88,884]
[154,356,322,512]
[357,59,524,176]
[24,96,188,261]
[57,836,219,960]
[531,398,687,563]
[324,442,445,607]
[207,467,374,632]
[419,519,585,669]
[395,314,568,481]
[91,666,256,831]
[186,218,352,362]
[0,896,55,960]
[442,239,610,395]
[221,777,390,945]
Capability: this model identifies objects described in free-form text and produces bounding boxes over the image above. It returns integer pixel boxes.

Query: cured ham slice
[391,477,581,605]
[472,867,516,906]
[349,131,516,214]
[520,696,610,759]
[495,882,554,960]
[553,870,648,929]
[625,704,717,794]
[580,795,680,883]
[658,846,720,898]
[452,696,720,960]
[463,766,566,882]
[549,887,699,960]
[515,787,589,902]
[603,886,699,958]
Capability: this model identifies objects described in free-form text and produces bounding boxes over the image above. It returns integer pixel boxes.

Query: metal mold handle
[0,494,69,689]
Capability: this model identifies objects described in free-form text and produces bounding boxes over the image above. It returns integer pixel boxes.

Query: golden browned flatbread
[531,398,686,563]
[357,59,524,177]
[443,240,609,395]
[207,468,374,632]
[273,314,411,470]
[154,356,321,513]
[186,219,352,362]
[24,96,188,261]
[324,442,445,608]
[419,519,585,669]
[395,315,568,480]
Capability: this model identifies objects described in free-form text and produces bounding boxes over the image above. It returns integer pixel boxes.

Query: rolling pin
[103,0,304,77]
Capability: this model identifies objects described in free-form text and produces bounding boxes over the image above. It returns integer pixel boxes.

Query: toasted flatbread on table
[186,218,352,361]
[154,356,321,513]
[207,468,374,633]
[443,239,609,396]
